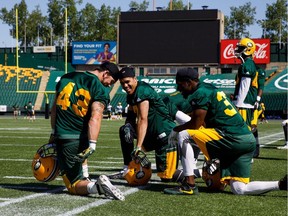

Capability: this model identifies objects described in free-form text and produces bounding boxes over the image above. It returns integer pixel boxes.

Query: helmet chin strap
[239,55,245,63]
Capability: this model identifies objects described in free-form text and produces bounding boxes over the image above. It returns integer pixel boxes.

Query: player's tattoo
[92,101,105,114]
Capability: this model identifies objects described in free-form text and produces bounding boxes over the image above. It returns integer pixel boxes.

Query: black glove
[131,146,142,157]
[124,127,134,143]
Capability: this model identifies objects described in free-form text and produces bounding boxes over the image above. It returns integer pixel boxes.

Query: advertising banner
[72,41,116,65]
[117,76,177,95]
[220,39,270,64]
[200,73,236,94]
[33,46,56,53]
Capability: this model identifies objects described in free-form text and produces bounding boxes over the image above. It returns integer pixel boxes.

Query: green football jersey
[127,81,176,138]
[55,71,110,139]
[168,91,193,114]
[256,66,266,91]
[187,82,251,136]
[27,104,33,112]
[234,58,258,106]
[163,91,192,120]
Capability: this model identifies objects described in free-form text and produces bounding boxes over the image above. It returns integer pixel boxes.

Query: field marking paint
[0,187,65,207]
[2,176,63,181]
[56,187,141,216]
[0,128,30,130]
[0,158,31,162]
[259,132,284,146]
[259,132,283,140]
[0,158,123,164]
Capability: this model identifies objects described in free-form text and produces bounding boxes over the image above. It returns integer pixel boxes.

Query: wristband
[256,96,261,102]
[89,140,97,151]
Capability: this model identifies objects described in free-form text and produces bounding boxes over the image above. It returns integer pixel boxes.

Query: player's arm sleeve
[175,110,191,125]
[235,77,251,106]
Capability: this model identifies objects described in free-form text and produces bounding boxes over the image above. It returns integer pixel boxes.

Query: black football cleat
[279,175,287,190]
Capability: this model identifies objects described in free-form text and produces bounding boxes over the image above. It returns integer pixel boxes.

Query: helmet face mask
[234,38,256,58]
[32,143,60,182]
[124,151,152,186]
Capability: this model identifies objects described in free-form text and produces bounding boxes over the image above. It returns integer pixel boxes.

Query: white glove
[254,96,261,110]
[207,159,220,175]
[254,101,260,110]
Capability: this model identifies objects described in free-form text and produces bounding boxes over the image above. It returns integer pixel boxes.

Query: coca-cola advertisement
[220,39,270,64]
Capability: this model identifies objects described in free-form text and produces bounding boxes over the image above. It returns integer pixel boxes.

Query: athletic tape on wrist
[89,140,97,151]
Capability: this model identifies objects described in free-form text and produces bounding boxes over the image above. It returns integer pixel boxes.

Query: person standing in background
[115,102,123,120]
[107,103,113,120]
[232,38,262,158]
[27,101,35,122]
[12,104,19,120]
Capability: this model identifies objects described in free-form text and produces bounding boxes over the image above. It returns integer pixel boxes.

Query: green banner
[116,75,177,95]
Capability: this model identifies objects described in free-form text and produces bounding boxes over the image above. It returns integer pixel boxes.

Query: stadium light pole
[279,18,282,49]
[15,8,19,92]
[262,20,266,38]
[65,8,68,74]
[50,25,53,46]
[24,23,26,52]
[37,25,40,46]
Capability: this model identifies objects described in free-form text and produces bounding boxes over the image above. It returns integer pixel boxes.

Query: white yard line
[259,132,284,146]
[56,187,141,216]
[259,132,283,140]
[0,187,65,207]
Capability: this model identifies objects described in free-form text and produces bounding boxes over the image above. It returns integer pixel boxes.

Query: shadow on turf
[253,157,287,161]
[0,182,65,192]
[90,172,234,195]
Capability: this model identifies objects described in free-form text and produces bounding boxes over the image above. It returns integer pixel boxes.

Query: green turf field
[0,116,287,216]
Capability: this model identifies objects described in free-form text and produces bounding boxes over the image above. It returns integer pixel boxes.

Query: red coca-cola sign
[220,39,270,64]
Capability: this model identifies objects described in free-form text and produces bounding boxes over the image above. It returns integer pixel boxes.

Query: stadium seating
[265,69,277,81]
[0,65,43,111]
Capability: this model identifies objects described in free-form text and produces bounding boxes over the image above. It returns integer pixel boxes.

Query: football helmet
[202,159,226,191]
[234,38,256,57]
[32,143,60,182]
[124,151,152,186]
